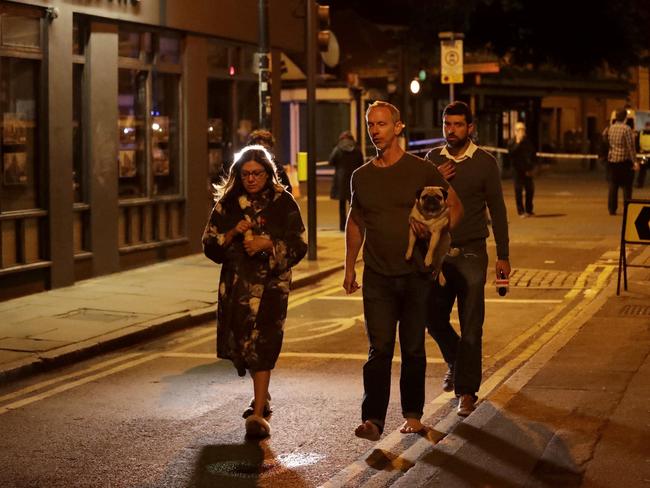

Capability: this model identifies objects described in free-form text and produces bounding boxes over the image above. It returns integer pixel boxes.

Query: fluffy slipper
[242,397,273,419]
[354,420,381,441]
[245,415,271,438]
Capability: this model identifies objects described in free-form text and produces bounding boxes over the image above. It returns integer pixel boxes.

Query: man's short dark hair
[615,108,628,122]
[443,101,473,125]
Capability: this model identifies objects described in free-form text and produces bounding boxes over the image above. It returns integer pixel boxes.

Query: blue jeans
[361,266,430,431]
[427,241,488,396]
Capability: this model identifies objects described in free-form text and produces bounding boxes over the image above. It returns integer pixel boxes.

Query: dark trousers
[607,161,634,214]
[361,266,430,430]
[427,242,488,396]
[514,173,534,214]
[339,199,348,231]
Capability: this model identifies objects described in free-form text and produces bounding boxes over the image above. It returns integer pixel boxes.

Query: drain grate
[620,305,650,316]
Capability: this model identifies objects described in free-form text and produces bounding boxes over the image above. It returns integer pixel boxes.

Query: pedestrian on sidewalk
[247,129,293,195]
[328,131,364,231]
[507,121,536,217]
[604,108,636,215]
[425,101,511,417]
[344,101,463,441]
[202,145,307,438]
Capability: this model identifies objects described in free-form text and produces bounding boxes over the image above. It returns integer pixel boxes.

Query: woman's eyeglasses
[241,170,267,179]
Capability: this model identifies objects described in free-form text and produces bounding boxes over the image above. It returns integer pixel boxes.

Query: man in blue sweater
[425,101,511,417]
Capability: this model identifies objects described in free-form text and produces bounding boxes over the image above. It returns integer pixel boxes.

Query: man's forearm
[345,215,364,270]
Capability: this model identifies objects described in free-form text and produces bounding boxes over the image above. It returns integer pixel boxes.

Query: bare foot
[400,418,425,434]
[354,420,380,441]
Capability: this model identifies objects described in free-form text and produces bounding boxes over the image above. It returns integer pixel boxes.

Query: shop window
[151,72,180,196]
[118,69,147,198]
[117,26,184,251]
[0,6,44,272]
[1,57,39,212]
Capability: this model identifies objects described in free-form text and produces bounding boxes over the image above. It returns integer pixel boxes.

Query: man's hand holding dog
[409,217,430,239]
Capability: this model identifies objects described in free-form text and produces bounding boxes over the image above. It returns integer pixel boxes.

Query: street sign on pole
[438,32,464,104]
[440,39,463,84]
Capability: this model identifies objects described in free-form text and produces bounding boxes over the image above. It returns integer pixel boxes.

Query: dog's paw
[438,271,447,286]
[448,247,460,257]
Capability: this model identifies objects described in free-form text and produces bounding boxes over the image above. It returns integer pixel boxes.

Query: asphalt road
[0,172,646,487]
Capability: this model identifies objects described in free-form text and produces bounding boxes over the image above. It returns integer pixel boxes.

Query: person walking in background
[247,129,293,195]
[604,108,636,215]
[344,101,463,441]
[202,145,307,438]
[508,121,536,217]
[425,101,510,417]
[329,131,364,231]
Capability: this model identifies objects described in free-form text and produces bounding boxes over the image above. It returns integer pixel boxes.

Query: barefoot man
[344,101,463,440]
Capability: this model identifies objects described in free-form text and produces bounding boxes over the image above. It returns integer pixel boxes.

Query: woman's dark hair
[214,145,280,203]
[443,101,473,125]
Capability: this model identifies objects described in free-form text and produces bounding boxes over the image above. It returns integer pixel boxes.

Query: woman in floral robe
[202,145,307,437]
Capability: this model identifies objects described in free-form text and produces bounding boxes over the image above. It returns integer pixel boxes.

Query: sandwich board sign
[617,199,650,295]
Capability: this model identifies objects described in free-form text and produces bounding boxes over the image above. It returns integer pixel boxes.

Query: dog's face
[415,186,448,217]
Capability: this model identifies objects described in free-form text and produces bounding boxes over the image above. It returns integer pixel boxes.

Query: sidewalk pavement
[1,226,649,487]
[398,246,650,488]
[0,230,348,384]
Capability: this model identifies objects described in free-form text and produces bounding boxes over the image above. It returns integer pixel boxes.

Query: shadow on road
[188,442,265,488]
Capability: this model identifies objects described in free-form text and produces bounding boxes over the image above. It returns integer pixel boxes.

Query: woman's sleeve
[269,199,308,272]
[202,202,229,264]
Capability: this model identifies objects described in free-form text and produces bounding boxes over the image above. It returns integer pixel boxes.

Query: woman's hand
[243,235,273,256]
[234,219,253,235]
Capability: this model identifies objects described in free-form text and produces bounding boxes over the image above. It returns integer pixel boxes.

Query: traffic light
[317,4,331,52]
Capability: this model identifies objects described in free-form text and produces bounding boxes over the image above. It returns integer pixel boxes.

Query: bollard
[297,151,308,182]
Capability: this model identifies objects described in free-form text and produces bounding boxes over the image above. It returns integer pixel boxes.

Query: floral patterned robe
[202,184,307,376]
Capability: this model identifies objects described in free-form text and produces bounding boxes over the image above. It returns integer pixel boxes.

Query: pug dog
[405,186,455,285]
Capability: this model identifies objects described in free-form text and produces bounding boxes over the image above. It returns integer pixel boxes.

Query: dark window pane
[118,28,152,59]
[208,79,233,182]
[158,35,180,64]
[0,58,39,211]
[151,72,180,196]
[118,69,147,198]
[2,15,40,48]
[241,46,257,76]
[237,81,259,147]
[73,17,87,55]
[208,42,229,71]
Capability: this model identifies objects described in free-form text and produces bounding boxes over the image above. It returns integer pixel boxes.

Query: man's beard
[446,135,468,149]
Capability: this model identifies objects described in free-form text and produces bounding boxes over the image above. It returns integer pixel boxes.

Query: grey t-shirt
[350,152,448,276]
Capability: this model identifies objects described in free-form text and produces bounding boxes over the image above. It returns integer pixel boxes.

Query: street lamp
[409,78,421,95]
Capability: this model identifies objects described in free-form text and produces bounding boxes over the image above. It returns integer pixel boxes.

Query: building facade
[0,0,304,300]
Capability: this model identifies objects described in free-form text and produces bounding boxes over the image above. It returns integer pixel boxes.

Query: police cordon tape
[411,144,648,161]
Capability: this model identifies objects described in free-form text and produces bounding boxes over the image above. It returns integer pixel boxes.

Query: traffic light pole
[306,0,317,260]
[258,0,271,129]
